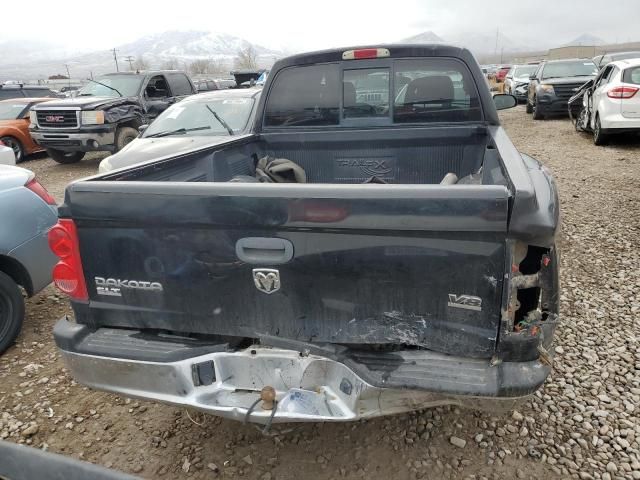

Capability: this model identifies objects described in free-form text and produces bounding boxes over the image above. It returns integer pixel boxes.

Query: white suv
[585,58,640,145]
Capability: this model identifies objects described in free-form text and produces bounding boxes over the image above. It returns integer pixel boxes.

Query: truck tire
[47,149,85,164]
[532,99,545,120]
[593,115,608,146]
[0,136,24,162]
[0,270,25,354]
[525,100,533,114]
[115,127,138,152]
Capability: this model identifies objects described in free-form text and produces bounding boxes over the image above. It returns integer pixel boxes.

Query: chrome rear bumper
[55,319,546,424]
[60,348,528,424]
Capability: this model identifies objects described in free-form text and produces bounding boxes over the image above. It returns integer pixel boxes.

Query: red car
[495,66,512,83]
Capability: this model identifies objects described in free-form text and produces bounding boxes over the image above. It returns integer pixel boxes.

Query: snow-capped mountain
[116,30,279,60]
[0,30,282,81]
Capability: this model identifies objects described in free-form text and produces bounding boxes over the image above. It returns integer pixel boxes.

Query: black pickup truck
[50,45,560,424]
[30,71,196,164]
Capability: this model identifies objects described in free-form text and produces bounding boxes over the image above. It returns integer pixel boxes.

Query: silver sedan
[99,88,262,173]
[0,165,57,353]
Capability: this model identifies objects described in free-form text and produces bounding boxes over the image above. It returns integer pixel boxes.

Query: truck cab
[29,71,196,164]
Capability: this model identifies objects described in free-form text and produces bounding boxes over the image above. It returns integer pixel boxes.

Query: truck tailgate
[65,182,509,359]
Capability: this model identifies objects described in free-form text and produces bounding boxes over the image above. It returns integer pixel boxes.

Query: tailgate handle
[235,237,294,265]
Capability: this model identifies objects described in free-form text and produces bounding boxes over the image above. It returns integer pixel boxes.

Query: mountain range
[563,34,607,46]
[0,31,281,81]
[399,30,532,55]
[400,31,610,55]
[115,30,280,60]
[0,29,616,82]
[400,31,446,44]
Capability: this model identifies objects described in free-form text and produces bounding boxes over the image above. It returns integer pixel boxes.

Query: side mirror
[138,124,148,135]
[529,74,537,80]
[493,94,517,110]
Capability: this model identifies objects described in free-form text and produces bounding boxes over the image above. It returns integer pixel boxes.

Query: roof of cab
[274,44,469,68]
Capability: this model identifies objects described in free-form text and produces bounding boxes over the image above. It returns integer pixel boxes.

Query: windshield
[513,65,538,78]
[143,96,255,137]
[0,102,27,120]
[542,61,598,79]
[77,75,143,97]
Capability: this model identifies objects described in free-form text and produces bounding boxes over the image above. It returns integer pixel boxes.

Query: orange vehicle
[0,98,51,162]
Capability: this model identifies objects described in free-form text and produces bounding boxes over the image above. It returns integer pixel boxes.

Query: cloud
[2,0,639,52]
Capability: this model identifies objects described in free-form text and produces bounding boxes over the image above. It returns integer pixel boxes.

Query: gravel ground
[1,107,639,479]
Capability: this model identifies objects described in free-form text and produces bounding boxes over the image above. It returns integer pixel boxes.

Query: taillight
[48,219,88,301]
[342,48,390,60]
[25,177,56,205]
[48,224,74,258]
[607,86,639,99]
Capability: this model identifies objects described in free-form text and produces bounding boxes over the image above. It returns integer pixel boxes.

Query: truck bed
[99,126,503,186]
[60,121,518,359]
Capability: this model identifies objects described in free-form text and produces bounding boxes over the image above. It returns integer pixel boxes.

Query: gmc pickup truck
[30,71,196,164]
[50,45,560,425]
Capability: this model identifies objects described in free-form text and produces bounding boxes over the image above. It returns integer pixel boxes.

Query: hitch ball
[260,386,276,410]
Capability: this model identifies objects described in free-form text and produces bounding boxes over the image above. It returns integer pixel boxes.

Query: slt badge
[252,268,280,294]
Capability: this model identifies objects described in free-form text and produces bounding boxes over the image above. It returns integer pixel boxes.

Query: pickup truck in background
[51,45,560,424]
[29,71,196,164]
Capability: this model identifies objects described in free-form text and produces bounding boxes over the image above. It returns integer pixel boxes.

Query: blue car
[0,165,57,353]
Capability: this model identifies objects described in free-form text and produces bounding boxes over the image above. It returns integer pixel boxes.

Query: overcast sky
[3,0,640,52]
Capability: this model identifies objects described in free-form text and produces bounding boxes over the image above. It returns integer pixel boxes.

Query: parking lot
[1,105,639,480]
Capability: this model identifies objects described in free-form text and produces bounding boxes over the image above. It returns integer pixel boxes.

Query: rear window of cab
[263,58,482,127]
